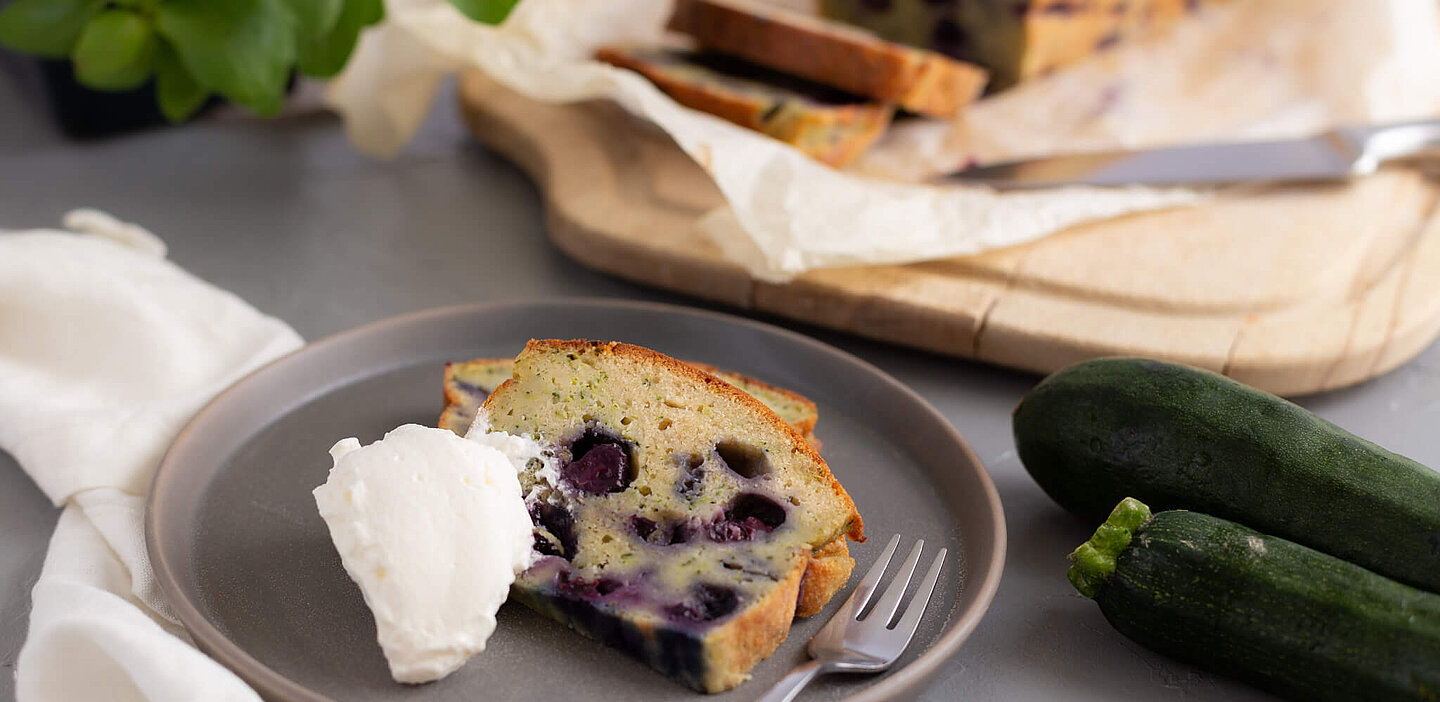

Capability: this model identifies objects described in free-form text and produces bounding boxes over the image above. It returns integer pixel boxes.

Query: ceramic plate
[147,299,1006,702]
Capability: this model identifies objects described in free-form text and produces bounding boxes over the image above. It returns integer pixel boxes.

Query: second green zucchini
[1071,498,1440,702]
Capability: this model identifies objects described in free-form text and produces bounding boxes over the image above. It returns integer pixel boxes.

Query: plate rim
[145,297,1007,702]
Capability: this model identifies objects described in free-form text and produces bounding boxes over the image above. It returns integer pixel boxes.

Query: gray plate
[146,299,1006,702]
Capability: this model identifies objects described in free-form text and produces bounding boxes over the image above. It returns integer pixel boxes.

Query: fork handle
[754,660,826,702]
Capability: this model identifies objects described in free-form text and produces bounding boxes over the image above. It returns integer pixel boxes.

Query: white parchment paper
[328,0,1440,281]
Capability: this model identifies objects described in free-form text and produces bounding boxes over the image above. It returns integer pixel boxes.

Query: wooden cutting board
[457,71,1440,396]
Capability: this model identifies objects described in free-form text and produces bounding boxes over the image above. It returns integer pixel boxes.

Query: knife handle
[1331,118,1440,175]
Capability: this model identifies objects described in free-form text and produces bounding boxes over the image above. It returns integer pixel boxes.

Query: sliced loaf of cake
[669,0,988,118]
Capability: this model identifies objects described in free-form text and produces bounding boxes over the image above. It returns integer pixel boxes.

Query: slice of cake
[821,0,1200,90]
[596,45,894,168]
[669,0,988,118]
[681,362,821,447]
[441,357,821,447]
[440,359,518,439]
[475,340,864,692]
[442,357,850,620]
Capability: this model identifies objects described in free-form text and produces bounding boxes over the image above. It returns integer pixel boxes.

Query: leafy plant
[446,0,519,25]
[0,0,521,122]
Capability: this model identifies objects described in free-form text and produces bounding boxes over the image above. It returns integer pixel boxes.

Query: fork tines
[834,534,947,648]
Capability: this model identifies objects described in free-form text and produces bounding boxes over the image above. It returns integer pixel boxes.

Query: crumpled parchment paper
[327,0,1440,281]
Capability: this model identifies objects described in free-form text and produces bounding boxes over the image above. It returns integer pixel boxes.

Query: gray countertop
[4,77,1439,702]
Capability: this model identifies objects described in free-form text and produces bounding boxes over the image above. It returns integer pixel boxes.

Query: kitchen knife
[941,118,1440,188]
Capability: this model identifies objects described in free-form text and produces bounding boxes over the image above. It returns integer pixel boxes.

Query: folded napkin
[3,210,303,701]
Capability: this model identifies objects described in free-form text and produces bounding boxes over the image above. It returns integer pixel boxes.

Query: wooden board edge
[455,69,1440,397]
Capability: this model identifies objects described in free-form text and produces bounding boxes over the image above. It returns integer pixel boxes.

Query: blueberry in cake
[473,340,865,692]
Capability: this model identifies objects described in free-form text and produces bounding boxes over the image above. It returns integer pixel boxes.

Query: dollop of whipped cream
[313,423,536,684]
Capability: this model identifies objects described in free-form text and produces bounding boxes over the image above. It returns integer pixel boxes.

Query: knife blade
[940,119,1440,189]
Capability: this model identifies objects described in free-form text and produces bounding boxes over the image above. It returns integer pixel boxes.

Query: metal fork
[757,535,948,702]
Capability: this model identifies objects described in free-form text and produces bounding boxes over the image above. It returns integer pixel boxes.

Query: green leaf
[0,0,105,58]
[350,0,384,26]
[71,9,156,91]
[155,0,296,116]
[280,0,342,40]
[295,0,383,78]
[154,40,208,122]
[446,0,520,24]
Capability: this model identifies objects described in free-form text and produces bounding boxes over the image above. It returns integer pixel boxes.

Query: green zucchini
[1070,498,1440,702]
[1013,357,1440,594]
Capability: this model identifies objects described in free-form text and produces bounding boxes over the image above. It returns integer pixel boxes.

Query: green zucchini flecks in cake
[441,357,822,448]
[472,340,863,692]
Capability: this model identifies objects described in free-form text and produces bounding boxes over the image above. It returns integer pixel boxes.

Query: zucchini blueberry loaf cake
[472,340,865,692]
[596,45,894,168]
[821,0,1201,89]
[442,356,852,618]
[669,0,988,118]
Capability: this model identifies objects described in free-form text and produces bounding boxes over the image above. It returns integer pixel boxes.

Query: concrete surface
[3,73,1438,702]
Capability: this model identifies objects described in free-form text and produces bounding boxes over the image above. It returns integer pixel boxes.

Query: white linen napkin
[3,210,303,701]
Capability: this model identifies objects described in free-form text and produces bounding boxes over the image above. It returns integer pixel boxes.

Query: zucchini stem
[1068,497,1152,598]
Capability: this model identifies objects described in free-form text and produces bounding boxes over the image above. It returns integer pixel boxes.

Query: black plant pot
[36,58,174,137]
[0,51,219,139]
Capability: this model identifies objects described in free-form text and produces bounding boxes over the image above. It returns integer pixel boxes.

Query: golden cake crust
[669,0,987,117]
[697,553,807,691]
[596,46,893,168]
[797,537,856,618]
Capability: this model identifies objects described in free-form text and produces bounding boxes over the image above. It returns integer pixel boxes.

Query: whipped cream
[313,424,535,684]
